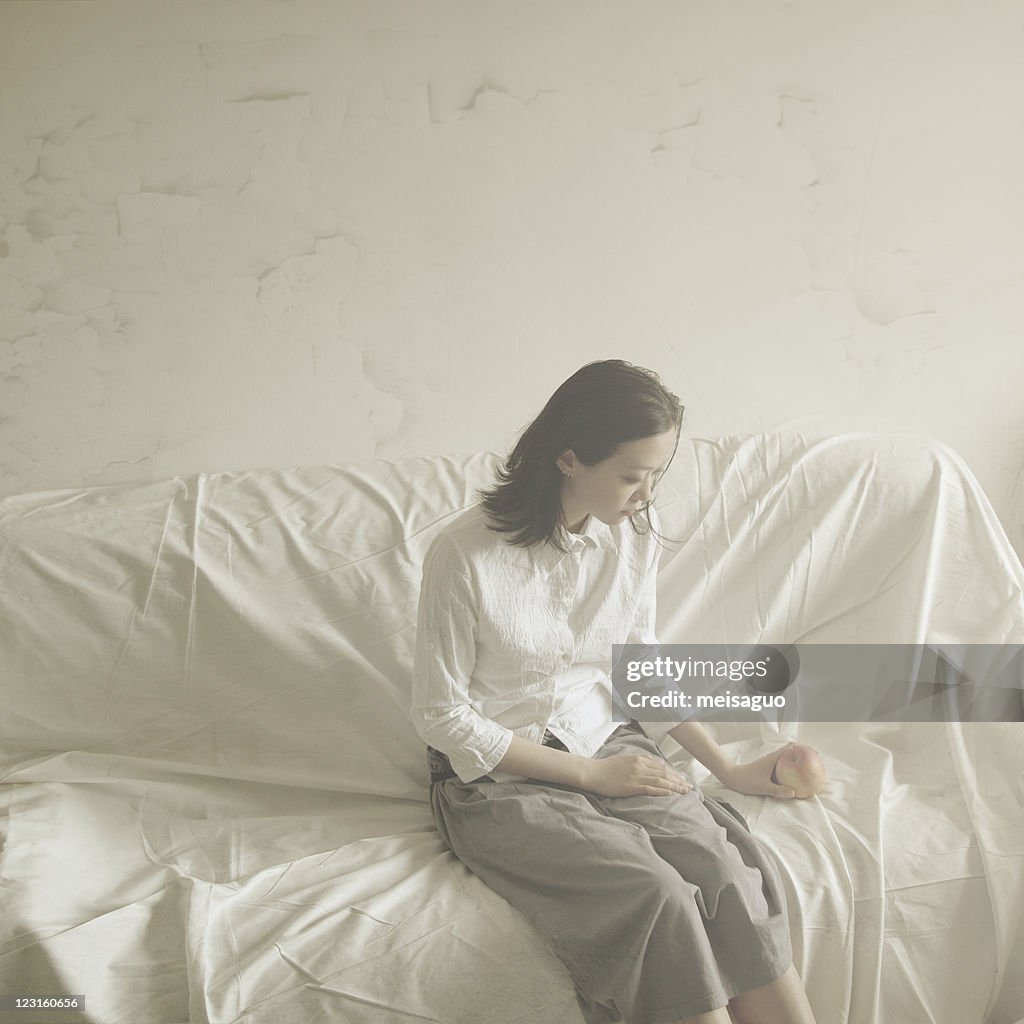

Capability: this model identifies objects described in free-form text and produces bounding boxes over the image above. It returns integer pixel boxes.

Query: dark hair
[477,359,684,551]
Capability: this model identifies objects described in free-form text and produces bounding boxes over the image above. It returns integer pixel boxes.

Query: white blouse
[410,502,679,783]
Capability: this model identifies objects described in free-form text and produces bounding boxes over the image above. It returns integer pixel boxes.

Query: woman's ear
[556,449,579,478]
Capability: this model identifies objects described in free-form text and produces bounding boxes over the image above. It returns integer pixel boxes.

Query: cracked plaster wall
[1,1,1023,551]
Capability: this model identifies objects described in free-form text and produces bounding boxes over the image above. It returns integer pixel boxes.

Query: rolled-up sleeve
[410,533,514,782]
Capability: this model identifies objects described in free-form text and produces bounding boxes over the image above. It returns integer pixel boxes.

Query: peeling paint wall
[1,1,1022,548]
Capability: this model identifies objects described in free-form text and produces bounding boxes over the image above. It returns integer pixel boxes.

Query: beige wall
[1,1,1022,549]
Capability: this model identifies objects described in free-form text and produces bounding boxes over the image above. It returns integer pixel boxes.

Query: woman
[410,359,817,1024]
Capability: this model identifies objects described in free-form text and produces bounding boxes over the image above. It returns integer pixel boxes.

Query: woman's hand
[719,744,797,799]
[582,754,694,798]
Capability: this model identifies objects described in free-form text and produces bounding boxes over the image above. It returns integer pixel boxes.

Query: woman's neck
[566,513,589,534]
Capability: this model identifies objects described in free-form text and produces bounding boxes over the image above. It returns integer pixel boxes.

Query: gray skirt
[430,722,793,1024]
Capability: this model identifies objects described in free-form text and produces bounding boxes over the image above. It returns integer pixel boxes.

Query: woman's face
[557,429,678,533]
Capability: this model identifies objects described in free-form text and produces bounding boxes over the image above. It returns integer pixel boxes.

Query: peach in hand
[771,743,827,799]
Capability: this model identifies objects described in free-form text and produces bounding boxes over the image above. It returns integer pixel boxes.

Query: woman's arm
[495,735,692,798]
[669,721,795,799]
[623,512,793,799]
[413,532,688,798]
[411,535,517,780]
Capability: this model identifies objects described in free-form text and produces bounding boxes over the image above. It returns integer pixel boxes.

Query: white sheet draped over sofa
[1,433,1022,1024]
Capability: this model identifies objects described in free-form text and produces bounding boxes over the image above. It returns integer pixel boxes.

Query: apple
[771,743,826,799]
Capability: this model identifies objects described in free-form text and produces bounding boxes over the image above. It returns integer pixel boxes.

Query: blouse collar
[533,514,618,576]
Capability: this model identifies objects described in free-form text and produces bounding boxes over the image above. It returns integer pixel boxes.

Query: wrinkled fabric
[1,435,1022,1023]
[431,723,793,1024]
[410,502,679,785]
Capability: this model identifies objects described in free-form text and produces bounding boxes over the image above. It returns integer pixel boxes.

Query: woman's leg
[591,727,794,1007]
[678,1007,733,1024]
[431,776,739,1024]
[727,963,817,1024]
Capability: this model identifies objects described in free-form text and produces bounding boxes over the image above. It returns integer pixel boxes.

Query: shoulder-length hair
[477,359,684,551]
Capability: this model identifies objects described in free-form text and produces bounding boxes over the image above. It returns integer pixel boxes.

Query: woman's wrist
[695,750,737,785]
[558,751,601,790]
[667,721,736,783]
[573,753,598,791]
